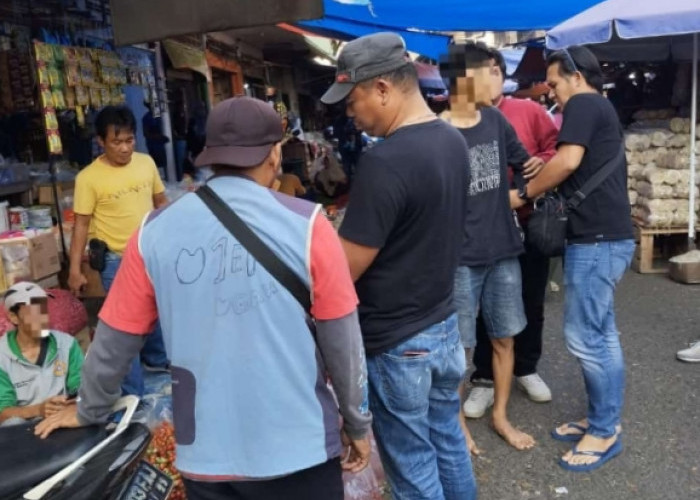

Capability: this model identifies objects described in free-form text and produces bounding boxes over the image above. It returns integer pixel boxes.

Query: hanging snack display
[34,42,62,155]
[0,48,35,112]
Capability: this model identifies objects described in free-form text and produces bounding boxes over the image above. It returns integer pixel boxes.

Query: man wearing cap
[322,32,477,499]
[0,282,83,427]
[36,96,372,500]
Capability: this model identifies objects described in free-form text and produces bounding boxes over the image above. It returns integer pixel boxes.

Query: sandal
[558,438,623,472]
[551,422,587,442]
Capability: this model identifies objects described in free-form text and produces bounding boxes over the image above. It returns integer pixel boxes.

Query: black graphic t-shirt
[457,107,529,266]
[557,93,634,243]
[340,120,470,355]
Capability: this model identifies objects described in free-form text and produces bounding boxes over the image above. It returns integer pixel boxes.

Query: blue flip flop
[551,422,587,442]
[558,438,623,472]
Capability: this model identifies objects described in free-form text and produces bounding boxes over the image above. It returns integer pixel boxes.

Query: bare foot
[561,434,618,467]
[492,418,536,450]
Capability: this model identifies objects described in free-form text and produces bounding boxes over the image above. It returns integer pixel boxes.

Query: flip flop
[551,422,588,442]
[558,438,623,473]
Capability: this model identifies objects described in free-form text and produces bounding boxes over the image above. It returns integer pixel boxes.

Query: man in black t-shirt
[322,33,477,499]
[511,46,635,473]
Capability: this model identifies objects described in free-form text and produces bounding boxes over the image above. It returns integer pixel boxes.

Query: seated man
[0,282,83,427]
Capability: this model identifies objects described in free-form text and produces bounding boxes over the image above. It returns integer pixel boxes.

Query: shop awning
[111,0,324,46]
[311,0,606,33]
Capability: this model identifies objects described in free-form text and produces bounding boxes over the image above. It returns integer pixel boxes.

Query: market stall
[547,0,700,278]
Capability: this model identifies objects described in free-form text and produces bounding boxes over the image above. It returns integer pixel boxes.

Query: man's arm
[153,192,168,209]
[340,238,380,282]
[310,215,371,472]
[68,214,91,296]
[77,320,146,424]
[510,144,585,208]
[0,403,44,423]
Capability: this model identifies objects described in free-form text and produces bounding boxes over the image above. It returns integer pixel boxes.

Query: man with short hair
[37,96,372,500]
[0,282,83,427]
[511,46,635,472]
[322,33,477,499]
[463,48,558,419]
[68,105,169,398]
[440,42,538,452]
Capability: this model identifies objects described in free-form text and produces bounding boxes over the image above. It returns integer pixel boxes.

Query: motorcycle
[0,396,173,500]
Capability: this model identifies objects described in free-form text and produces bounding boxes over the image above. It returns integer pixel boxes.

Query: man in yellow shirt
[68,105,168,397]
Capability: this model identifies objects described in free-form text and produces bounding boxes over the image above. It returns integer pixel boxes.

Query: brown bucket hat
[194,96,283,168]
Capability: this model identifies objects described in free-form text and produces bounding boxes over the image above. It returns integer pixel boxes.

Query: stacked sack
[626,121,700,228]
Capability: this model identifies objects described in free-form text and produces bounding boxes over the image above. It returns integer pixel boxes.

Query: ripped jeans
[366,313,477,500]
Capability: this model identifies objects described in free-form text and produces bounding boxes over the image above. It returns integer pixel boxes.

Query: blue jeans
[563,240,635,438]
[366,314,477,500]
[101,253,169,398]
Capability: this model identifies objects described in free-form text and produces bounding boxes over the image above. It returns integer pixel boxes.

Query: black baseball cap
[194,96,283,168]
[321,32,411,105]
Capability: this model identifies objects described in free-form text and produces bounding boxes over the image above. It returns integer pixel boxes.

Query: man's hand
[341,430,371,473]
[523,157,545,180]
[68,271,88,297]
[510,189,526,210]
[43,395,72,417]
[35,404,81,439]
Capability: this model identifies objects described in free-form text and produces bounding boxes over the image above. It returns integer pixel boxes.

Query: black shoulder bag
[195,184,312,314]
[527,145,625,257]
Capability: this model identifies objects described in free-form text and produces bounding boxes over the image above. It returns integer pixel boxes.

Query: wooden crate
[632,223,698,274]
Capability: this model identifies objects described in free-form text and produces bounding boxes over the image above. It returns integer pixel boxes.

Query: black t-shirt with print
[339,119,470,355]
[557,93,633,243]
[457,106,529,267]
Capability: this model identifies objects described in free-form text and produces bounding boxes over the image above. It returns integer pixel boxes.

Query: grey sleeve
[315,309,372,439]
[77,320,146,425]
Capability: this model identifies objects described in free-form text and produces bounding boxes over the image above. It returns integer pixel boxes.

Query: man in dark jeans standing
[322,33,476,499]
[464,49,559,421]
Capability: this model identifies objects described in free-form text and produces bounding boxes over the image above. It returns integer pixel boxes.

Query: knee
[491,337,513,354]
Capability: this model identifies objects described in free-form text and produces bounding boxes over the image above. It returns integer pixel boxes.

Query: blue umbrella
[546,0,700,248]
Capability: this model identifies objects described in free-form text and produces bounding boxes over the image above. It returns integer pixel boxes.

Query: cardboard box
[37,181,74,206]
[28,233,61,280]
[0,232,61,286]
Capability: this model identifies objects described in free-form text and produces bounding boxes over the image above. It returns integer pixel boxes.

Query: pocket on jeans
[376,350,432,414]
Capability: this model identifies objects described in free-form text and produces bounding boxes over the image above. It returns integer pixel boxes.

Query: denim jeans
[473,230,551,380]
[563,240,635,438]
[101,253,169,398]
[454,257,527,349]
[366,313,477,500]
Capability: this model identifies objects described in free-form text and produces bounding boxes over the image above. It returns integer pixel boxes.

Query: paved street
[466,270,699,500]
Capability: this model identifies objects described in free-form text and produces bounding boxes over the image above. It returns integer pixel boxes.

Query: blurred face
[98,126,135,166]
[450,66,492,110]
[546,62,578,110]
[13,298,49,338]
[345,81,393,138]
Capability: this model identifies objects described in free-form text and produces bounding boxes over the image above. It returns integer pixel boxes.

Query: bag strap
[566,144,625,210]
[196,184,312,314]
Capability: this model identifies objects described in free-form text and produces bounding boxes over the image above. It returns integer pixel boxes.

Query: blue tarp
[298,0,605,58]
[546,0,700,61]
[547,0,700,48]
[320,0,605,32]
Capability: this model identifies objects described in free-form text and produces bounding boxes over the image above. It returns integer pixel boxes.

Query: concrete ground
[465,271,699,500]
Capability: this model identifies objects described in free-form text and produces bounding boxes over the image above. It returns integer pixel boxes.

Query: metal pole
[153,41,177,183]
[689,33,698,250]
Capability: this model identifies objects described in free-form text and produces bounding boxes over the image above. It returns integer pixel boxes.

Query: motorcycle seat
[0,421,107,498]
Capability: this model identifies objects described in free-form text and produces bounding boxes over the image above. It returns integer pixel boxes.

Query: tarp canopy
[547,0,700,60]
[316,0,606,32]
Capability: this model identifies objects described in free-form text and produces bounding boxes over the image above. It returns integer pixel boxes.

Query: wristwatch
[518,185,530,202]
